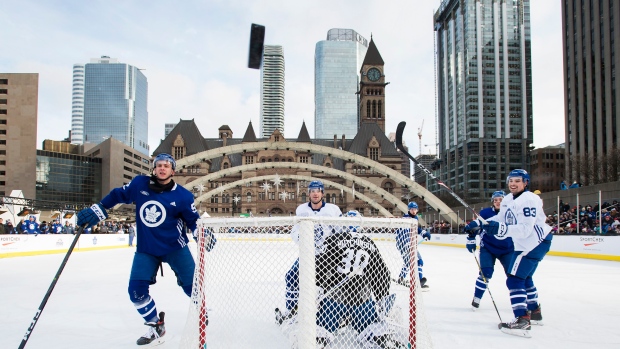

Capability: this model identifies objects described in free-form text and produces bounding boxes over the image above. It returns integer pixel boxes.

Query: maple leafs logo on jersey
[505,209,517,225]
[140,200,167,228]
[144,205,162,223]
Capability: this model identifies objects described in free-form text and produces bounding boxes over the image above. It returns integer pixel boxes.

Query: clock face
[367,68,381,81]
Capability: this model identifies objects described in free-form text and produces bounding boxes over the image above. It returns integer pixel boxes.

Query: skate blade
[530,320,543,326]
[420,286,430,292]
[499,327,532,338]
[471,306,478,312]
[141,336,167,347]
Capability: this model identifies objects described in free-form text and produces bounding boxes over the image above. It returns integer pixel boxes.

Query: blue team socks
[134,296,159,323]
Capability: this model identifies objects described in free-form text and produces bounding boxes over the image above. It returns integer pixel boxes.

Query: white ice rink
[2,243,619,349]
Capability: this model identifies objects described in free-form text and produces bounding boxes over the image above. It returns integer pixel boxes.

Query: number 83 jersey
[316,231,390,306]
[490,191,552,253]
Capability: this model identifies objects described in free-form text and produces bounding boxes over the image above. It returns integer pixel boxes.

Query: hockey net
[181,216,433,349]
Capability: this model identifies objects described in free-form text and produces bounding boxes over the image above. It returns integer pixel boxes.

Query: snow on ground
[1,243,619,349]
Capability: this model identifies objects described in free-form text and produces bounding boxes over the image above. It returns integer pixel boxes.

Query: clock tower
[358,37,387,132]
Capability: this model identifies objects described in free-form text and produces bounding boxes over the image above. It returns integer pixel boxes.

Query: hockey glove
[465,234,477,253]
[422,231,431,241]
[193,228,217,251]
[464,219,482,234]
[483,221,508,238]
[77,204,108,228]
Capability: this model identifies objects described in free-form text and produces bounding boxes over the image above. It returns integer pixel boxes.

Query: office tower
[165,122,177,138]
[75,56,149,155]
[0,73,38,198]
[70,64,85,144]
[562,0,620,183]
[433,0,533,201]
[260,45,285,138]
[315,29,368,139]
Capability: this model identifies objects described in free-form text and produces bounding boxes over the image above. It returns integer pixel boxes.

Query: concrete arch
[176,141,460,224]
[185,162,408,215]
[195,174,394,217]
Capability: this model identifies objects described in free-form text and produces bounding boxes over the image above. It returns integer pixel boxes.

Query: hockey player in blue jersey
[77,153,215,346]
[276,180,342,324]
[24,216,41,235]
[51,219,63,234]
[396,202,430,288]
[464,191,513,310]
[465,169,552,337]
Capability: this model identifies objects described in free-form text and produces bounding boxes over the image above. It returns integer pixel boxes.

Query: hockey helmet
[153,153,176,171]
[491,191,505,201]
[506,169,530,187]
[308,180,324,193]
[29,215,36,220]
[408,202,418,210]
[346,210,362,232]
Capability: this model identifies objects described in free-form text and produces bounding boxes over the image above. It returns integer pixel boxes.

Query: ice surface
[2,244,619,348]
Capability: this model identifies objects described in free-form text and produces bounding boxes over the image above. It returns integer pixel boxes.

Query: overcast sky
[1,0,564,156]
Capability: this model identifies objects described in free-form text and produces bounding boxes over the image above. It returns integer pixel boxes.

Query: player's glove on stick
[466,234,477,253]
[422,231,431,241]
[464,218,482,234]
[77,204,108,228]
[483,221,508,238]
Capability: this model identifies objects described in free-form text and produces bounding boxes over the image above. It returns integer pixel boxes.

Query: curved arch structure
[196,174,394,217]
[177,141,460,224]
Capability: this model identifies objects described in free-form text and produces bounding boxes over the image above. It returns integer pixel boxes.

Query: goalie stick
[18,225,87,349]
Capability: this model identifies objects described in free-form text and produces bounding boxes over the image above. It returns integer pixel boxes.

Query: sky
[2,243,619,348]
[1,0,565,156]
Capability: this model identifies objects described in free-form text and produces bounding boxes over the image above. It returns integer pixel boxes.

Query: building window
[223,162,229,169]
[384,182,393,194]
[0,79,7,84]
[246,192,252,203]
[0,110,6,114]
[300,156,308,163]
[0,89,7,94]
[173,146,184,159]
[0,99,6,104]
[211,195,219,203]
[245,156,254,164]
[369,148,379,161]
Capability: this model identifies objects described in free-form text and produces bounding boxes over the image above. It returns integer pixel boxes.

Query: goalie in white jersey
[465,169,552,337]
[279,180,342,321]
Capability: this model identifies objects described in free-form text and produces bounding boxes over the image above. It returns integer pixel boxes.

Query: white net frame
[180,216,433,349]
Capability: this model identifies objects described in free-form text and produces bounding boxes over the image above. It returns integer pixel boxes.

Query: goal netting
[181,216,433,349]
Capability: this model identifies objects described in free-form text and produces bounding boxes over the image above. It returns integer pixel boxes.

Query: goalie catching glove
[77,204,108,228]
[193,228,217,251]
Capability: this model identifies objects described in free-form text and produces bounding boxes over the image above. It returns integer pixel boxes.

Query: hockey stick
[395,121,487,225]
[473,253,503,323]
[18,225,87,349]
[396,121,505,321]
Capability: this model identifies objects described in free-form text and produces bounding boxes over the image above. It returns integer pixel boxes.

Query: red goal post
[180,216,433,349]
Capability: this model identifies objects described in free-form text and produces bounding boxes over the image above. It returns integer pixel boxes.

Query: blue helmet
[29,215,36,220]
[346,210,361,218]
[308,180,324,193]
[346,210,361,232]
[153,153,176,171]
[506,169,530,187]
[408,202,418,210]
[491,190,505,201]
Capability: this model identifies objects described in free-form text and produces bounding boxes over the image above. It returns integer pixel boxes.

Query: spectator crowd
[0,216,136,235]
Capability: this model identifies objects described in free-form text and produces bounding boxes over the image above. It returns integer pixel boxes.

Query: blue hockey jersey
[478,207,513,255]
[100,175,199,256]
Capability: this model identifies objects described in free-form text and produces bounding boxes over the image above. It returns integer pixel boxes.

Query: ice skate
[420,277,429,291]
[275,306,297,325]
[529,304,543,325]
[471,297,480,311]
[498,315,531,338]
[137,311,166,346]
[371,334,408,349]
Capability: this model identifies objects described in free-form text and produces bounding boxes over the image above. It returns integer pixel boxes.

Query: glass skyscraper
[433,0,533,202]
[75,56,149,155]
[314,29,368,139]
[260,45,285,138]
